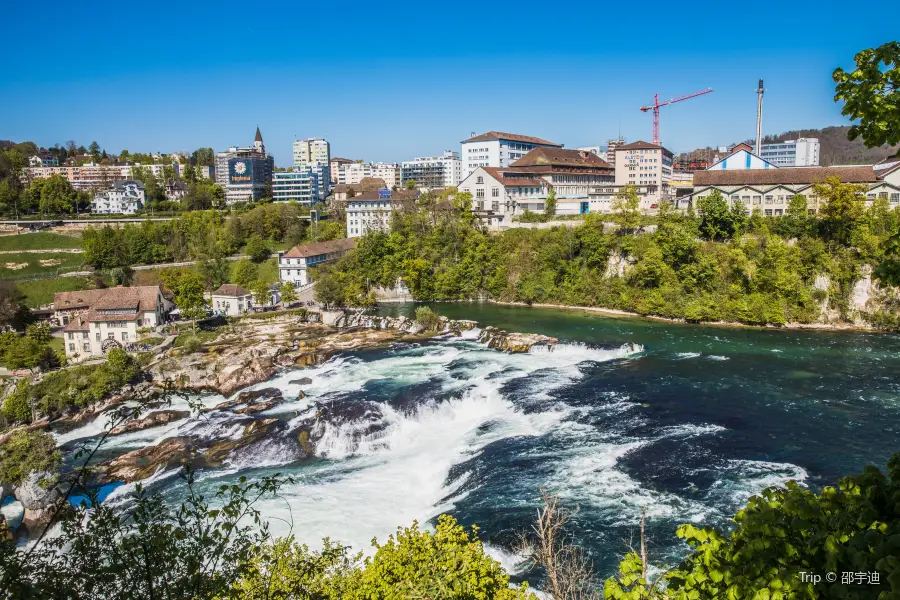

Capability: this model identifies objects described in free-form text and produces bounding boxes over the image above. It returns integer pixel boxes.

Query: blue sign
[229,158,255,184]
[378,188,392,199]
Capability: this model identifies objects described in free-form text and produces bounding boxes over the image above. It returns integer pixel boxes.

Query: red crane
[640,88,714,145]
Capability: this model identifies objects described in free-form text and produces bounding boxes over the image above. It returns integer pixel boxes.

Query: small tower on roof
[253,126,265,154]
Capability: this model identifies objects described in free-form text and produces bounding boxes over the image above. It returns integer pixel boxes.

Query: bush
[0,430,61,486]
[245,234,271,264]
[414,306,441,331]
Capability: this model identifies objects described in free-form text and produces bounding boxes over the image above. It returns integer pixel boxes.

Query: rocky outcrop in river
[478,326,558,352]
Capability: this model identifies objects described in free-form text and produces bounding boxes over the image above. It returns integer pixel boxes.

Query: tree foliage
[833,41,900,148]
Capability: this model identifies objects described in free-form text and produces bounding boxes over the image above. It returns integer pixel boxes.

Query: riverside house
[278,238,356,287]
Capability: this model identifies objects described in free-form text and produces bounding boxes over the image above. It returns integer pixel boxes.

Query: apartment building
[91,180,146,214]
[278,238,356,286]
[345,189,417,238]
[330,158,354,183]
[26,162,184,190]
[340,162,400,188]
[400,151,461,189]
[760,138,820,167]
[605,138,625,168]
[272,170,320,204]
[29,153,58,167]
[293,138,331,170]
[57,286,172,361]
[460,131,563,178]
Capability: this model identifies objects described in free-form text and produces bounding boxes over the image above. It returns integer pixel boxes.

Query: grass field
[0,252,87,278]
[0,232,83,251]
[16,277,94,308]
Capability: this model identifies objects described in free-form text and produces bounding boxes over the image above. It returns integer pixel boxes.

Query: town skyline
[2,1,898,163]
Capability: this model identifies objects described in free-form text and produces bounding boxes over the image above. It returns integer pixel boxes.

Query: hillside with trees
[761,125,899,165]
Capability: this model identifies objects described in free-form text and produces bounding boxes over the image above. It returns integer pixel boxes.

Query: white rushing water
[58,334,807,562]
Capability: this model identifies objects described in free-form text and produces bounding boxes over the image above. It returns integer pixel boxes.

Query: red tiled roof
[461,131,562,147]
[482,167,545,187]
[694,166,877,186]
[212,284,250,297]
[509,147,613,169]
[63,315,90,332]
[54,286,161,312]
[282,238,356,259]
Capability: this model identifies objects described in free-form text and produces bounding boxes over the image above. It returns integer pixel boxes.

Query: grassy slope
[0,232,83,250]
[0,252,86,277]
[17,277,94,308]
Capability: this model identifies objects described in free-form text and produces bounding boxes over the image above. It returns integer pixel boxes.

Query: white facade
[400,151,462,189]
[760,138,820,167]
[340,162,400,187]
[293,138,331,170]
[278,239,356,285]
[347,197,394,238]
[211,288,253,316]
[614,142,674,208]
[91,180,145,214]
[460,132,562,178]
[707,148,777,171]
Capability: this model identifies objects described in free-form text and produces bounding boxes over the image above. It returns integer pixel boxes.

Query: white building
[272,171,320,205]
[460,131,563,178]
[58,286,172,361]
[340,162,400,188]
[278,238,356,286]
[216,128,274,204]
[400,151,461,189]
[706,144,778,170]
[760,138,820,167]
[293,138,331,170]
[91,180,146,214]
[346,190,396,238]
[210,284,253,316]
[29,153,58,167]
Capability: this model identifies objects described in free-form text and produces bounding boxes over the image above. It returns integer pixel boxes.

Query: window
[476,176,484,184]
[68,332,74,340]
[108,333,114,340]
[69,343,75,351]
[122,332,128,341]
[491,187,499,197]
[476,189,484,198]
[891,193,900,203]
[96,332,101,342]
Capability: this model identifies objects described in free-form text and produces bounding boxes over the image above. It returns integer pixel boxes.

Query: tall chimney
[755,79,765,156]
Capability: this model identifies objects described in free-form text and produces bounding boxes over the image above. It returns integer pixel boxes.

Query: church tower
[253,126,265,154]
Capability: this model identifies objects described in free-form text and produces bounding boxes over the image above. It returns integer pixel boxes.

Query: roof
[482,167,547,187]
[90,286,161,312]
[348,189,418,202]
[282,238,356,259]
[509,147,613,169]
[360,177,388,186]
[212,284,250,297]
[694,166,877,186]
[617,141,667,151]
[62,315,90,332]
[112,179,144,191]
[255,126,263,143]
[461,131,562,147]
[54,289,108,311]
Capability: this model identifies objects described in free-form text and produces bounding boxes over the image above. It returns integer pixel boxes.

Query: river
[54,303,900,579]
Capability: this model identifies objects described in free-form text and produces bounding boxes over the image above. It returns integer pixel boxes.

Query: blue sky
[1,1,897,166]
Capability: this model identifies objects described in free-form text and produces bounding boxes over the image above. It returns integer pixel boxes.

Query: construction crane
[640,88,714,145]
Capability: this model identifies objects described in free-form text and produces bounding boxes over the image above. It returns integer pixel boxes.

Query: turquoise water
[57,302,900,580]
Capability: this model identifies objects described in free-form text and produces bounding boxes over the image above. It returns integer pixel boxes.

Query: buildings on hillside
[55,286,172,361]
[330,158,354,183]
[686,164,900,215]
[400,151,462,189]
[339,162,400,188]
[293,138,331,171]
[216,128,275,204]
[760,138,820,167]
[91,180,145,214]
[460,131,563,178]
[459,147,615,225]
[272,171,320,204]
[278,238,356,286]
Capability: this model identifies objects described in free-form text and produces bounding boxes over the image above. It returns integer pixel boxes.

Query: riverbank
[485,299,882,332]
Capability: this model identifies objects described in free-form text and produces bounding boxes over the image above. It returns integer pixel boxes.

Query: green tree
[250,279,271,306]
[172,271,207,331]
[0,430,61,487]
[544,188,557,219]
[414,306,441,330]
[697,190,741,241]
[833,41,900,148]
[3,336,55,371]
[245,234,271,263]
[38,174,78,214]
[25,322,51,343]
[816,176,866,246]
[313,267,345,308]
[404,178,417,190]
[279,282,298,307]
[783,193,812,238]
[0,281,32,330]
[88,141,101,160]
[611,185,642,233]
[232,259,258,288]
[874,230,900,287]
[197,255,231,290]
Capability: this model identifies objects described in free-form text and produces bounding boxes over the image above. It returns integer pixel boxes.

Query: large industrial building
[460,131,563,178]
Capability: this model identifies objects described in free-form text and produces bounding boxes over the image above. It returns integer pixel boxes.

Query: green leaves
[833,41,900,148]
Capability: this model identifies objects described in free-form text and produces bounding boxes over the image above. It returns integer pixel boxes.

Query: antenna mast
[755,79,765,155]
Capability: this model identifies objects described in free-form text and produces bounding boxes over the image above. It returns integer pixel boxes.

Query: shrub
[414,306,441,331]
[0,430,61,486]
